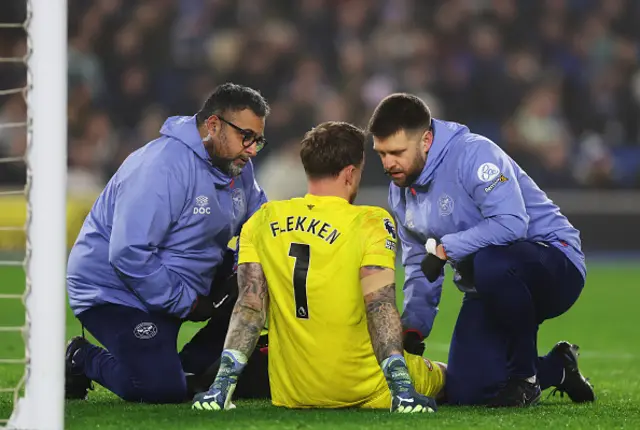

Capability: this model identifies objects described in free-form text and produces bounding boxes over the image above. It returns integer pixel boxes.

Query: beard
[211,155,244,177]
[207,132,246,177]
[385,155,426,187]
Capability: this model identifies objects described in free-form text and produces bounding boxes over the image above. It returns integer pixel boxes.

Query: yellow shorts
[362,352,446,409]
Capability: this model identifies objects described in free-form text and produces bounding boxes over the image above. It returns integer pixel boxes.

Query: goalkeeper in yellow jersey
[192,121,445,413]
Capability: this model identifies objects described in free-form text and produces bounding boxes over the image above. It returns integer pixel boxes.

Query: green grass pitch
[0,262,639,429]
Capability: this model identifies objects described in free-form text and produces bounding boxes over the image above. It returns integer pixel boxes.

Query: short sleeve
[238,205,262,264]
[360,208,397,270]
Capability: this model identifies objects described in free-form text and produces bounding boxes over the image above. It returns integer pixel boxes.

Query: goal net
[1,0,67,429]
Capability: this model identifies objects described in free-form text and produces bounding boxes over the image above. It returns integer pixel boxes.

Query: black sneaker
[548,341,595,403]
[487,378,541,408]
[65,336,93,400]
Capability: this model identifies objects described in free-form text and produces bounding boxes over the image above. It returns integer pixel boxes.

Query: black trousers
[446,241,585,405]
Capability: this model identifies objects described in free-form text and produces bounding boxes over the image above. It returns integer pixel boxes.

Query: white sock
[525,375,537,384]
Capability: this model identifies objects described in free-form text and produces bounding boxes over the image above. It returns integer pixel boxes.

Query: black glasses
[217,116,267,152]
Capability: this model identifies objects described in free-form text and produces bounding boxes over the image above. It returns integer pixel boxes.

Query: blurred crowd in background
[2,0,640,198]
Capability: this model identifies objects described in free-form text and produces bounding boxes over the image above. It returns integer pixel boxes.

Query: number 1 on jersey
[288,243,310,319]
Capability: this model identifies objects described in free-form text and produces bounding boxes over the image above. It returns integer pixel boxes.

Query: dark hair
[300,121,365,179]
[196,82,270,125]
[367,93,432,139]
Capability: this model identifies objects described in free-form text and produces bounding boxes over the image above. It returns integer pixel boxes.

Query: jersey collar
[304,194,349,205]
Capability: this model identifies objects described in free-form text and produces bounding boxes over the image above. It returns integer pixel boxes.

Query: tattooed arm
[360,266,404,363]
[359,266,438,413]
[192,262,268,410]
[223,262,269,357]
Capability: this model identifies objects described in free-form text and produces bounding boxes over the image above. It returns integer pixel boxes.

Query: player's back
[240,194,396,408]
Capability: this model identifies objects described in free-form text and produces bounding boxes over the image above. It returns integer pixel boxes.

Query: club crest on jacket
[438,194,454,216]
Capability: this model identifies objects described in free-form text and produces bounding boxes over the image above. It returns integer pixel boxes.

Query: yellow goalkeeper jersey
[239,194,404,408]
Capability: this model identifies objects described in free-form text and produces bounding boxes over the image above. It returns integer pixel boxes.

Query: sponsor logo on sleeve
[383,218,397,239]
[483,174,509,193]
[385,239,396,251]
[477,162,500,182]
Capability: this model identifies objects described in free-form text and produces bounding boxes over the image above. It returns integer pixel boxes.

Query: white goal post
[6,0,67,428]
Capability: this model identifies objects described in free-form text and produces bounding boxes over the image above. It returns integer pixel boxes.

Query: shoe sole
[557,343,596,403]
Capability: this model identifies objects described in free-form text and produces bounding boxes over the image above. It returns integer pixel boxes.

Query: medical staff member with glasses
[64,83,271,404]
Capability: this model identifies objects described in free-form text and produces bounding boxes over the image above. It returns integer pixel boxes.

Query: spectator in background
[256,137,308,200]
[2,0,640,191]
[504,81,578,188]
